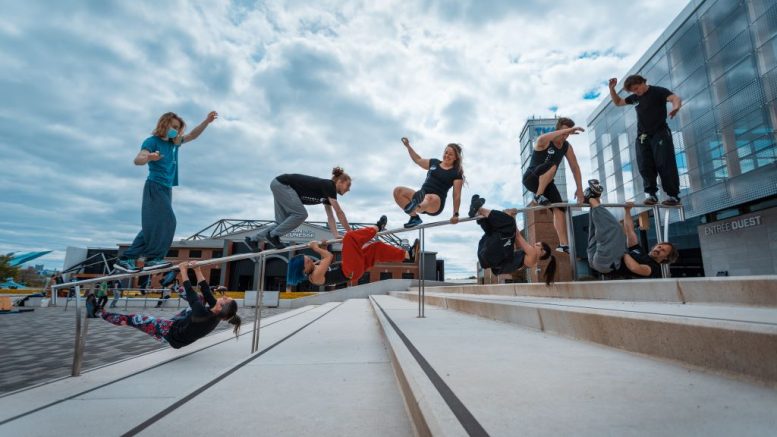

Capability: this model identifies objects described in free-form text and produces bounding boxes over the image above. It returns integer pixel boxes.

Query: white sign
[284,228,316,239]
[703,215,762,235]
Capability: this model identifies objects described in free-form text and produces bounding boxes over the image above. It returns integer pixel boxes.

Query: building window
[166,249,178,258]
[209,269,221,286]
[189,250,202,258]
[379,272,393,280]
[212,250,223,259]
[401,272,415,279]
[358,273,370,285]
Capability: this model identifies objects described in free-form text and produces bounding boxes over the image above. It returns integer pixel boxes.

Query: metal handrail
[56,201,683,375]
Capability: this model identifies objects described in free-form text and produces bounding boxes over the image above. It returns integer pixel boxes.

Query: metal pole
[663,209,670,242]
[71,285,83,376]
[565,207,577,280]
[652,205,669,279]
[418,227,425,318]
[251,256,266,354]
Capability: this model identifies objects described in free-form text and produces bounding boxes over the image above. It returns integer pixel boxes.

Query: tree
[0,254,21,282]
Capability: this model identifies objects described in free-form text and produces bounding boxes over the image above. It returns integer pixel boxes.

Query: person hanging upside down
[468,195,557,285]
[522,117,585,254]
[584,180,678,278]
[101,262,241,348]
[286,216,420,288]
[393,137,464,228]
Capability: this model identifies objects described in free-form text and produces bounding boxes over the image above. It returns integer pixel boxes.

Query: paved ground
[0,303,288,395]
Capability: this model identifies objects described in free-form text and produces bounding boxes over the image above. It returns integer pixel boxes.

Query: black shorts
[413,190,445,216]
[522,165,564,208]
[477,209,517,236]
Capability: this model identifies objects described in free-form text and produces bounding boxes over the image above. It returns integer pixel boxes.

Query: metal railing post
[71,285,84,376]
[652,205,669,279]
[418,227,425,318]
[565,207,577,280]
[251,255,266,354]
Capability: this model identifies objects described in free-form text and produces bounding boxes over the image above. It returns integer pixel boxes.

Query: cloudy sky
[0,0,690,277]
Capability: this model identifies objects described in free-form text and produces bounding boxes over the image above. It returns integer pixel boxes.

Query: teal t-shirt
[141,136,180,187]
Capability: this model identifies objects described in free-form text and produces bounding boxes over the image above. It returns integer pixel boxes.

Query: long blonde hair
[151,112,186,138]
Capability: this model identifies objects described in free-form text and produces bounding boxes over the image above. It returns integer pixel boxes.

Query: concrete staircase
[1,277,776,436]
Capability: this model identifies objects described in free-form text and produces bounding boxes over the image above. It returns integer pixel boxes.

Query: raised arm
[307,241,335,285]
[181,111,218,144]
[668,93,682,119]
[328,199,352,235]
[622,203,639,247]
[536,126,584,149]
[515,231,538,266]
[193,265,216,306]
[450,179,463,224]
[608,78,628,107]
[401,137,430,170]
[564,146,585,204]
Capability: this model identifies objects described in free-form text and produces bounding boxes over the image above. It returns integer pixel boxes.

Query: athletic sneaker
[405,239,420,263]
[376,215,388,231]
[266,234,287,249]
[468,194,486,218]
[535,194,551,206]
[404,190,426,214]
[404,215,423,229]
[556,244,570,254]
[588,179,603,196]
[644,194,659,205]
[143,258,172,271]
[243,236,260,253]
[662,196,681,206]
[113,259,140,273]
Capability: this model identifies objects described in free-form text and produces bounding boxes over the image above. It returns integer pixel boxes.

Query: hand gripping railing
[51,202,683,375]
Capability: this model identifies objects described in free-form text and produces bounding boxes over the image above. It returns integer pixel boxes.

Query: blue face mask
[167,128,178,139]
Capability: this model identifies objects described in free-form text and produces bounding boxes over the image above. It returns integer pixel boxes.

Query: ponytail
[331,166,350,182]
[219,299,241,338]
[539,242,556,286]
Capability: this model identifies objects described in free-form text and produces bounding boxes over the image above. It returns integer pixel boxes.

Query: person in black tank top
[521,117,585,254]
[286,216,420,288]
[393,138,464,229]
[468,195,557,285]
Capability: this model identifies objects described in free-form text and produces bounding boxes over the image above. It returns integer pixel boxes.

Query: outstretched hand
[569,126,585,135]
[401,137,410,147]
[205,111,218,123]
[450,215,459,224]
[608,78,618,89]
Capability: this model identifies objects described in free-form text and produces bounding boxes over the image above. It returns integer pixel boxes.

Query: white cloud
[0,0,690,276]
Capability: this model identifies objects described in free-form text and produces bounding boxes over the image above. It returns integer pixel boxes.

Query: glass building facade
[588,0,777,218]
[587,0,777,276]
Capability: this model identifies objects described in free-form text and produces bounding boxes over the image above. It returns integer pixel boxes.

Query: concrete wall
[698,206,777,276]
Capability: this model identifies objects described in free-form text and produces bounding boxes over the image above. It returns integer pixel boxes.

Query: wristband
[453,212,459,217]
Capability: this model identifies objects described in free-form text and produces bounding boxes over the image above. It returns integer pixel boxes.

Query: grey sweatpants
[587,206,626,273]
[124,180,176,260]
[258,178,309,239]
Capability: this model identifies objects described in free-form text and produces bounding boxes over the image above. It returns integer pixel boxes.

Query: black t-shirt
[165,280,220,349]
[276,174,338,205]
[526,140,569,171]
[420,158,463,197]
[625,85,673,135]
[615,245,661,279]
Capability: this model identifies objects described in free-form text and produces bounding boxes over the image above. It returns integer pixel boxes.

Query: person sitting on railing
[245,167,353,251]
[286,216,420,288]
[393,137,464,229]
[114,110,219,274]
[100,262,241,348]
[468,195,557,285]
[521,117,585,254]
[584,181,678,279]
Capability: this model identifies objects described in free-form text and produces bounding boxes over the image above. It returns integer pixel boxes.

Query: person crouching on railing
[286,216,420,288]
[469,195,557,285]
[100,262,241,348]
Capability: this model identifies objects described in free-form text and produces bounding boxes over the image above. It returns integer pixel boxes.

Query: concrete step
[0,303,341,435]
[370,295,777,436]
[135,299,414,436]
[421,276,777,306]
[391,291,777,385]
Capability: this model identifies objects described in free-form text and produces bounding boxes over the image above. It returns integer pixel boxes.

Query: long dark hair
[216,300,241,337]
[539,242,556,286]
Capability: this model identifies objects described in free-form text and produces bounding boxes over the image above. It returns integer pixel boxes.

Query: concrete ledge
[281,279,413,308]
[425,276,777,306]
[393,291,777,386]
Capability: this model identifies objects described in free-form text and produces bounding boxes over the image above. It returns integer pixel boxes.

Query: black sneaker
[588,179,603,196]
[404,190,425,214]
[644,194,659,205]
[406,239,420,263]
[556,244,570,254]
[143,258,172,271]
[535,194,551,206]
[266,234,287,249]
[662,196,681,206]
[376,215,388,231]
[404,215,423,228]
[468,194,486,218]
[113,259,140,273]
[243,236,260,253]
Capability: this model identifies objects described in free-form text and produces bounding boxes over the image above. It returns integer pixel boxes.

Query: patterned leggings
[101,311,175,343]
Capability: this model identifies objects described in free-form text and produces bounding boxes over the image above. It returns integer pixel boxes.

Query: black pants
[636,127,680,197]
[97,295,108,310]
